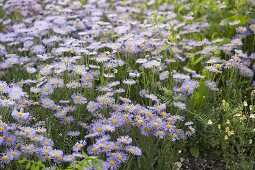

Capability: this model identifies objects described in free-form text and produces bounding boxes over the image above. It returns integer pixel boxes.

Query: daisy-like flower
[111,152,128,163]
[92,123,106,136]
[41,98,55,109]
[236,26,247,34]
[125,146,142,156]
[73,140,87,152]
[61,116,75,124]
[173,102,186,110]
[205,81,219,91]
[87,101,100,112]
[11,109,30,121]
[7,149,21,160]
[87,144,101,155]
[41,83,54,96]
[21,144,35,155]
[0,81,9,93]
[0,152,13,164]
[139,89,149,97]
[117,136,132,145]
[154,130,166,139]
[30,87,41,93]
[71,93,87,105]
[67,131,80,137]
[3,134,16,146]
[66,81,81,89]
[26,67,37,74]
[49,78,64,88]
[123,79,136,85]
[152,103,166,113]
[136,58,147,64]
[249,23,255,33]
[19,127,36,137]
[81,72,94,82]
[49,149,63,161]
[41,138,54,147]
[159,71,169,80]
[239,65,254,77]
[106,156,120,170]
[8,85,26,100]
[63,154,75,162]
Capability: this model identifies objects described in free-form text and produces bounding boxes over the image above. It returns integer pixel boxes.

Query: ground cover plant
[0,0,254,169]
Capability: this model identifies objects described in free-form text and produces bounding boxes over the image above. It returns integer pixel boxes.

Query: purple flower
[11,109,30,122]
[236,26,247,34]
[152,103,166,113]
[73,140,87,152]
[41,138,54,147]
[123,79,136,85]
[67,131,80,137]
[66,81,81,89]
[108,114,125,127]
[159,71,170,80]
[63,154,75,162]
[87,101,100,112]
[173,102,186,110]
[21,144,35,155]
[41,83,54,96]
[0,81,9,93]
[8,85,26,100]
[249,23,255,33]
[239,66,254,77]
[181,80,199,95]
[205,81,219,91]
[0,152,13,164]
[111,152,128,163]
[87,144,101,155]
[49,149,63,161]
[49,78,64,88]
[41,98,55,109]
[139,89,149,97]
[31,45,46,54]
[117,136,132,144]
[3,135,16,146]
[81,72,94,82]
[71,93,87,105]
[105,156,120,170]
[125,146,142,156]
[231,38,243,46]
[7,149,21,160]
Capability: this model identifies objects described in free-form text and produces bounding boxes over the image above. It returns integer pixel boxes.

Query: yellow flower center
[2,155,9,161]
[97,127,102,132]
[109,160,116,166]
[137,119,143,125]
[112,119,119,124]
[6,137,12,142]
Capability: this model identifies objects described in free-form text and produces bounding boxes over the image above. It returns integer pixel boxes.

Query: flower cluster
[0,0,254,169]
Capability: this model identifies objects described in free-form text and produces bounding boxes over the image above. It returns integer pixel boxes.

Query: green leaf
[25,162,31,170]
[177,5,185,14]
[158,16,166,23]
[18,159,26,164]
[161,44,168,51]
[88,156,98,159]
[31,163,36,170]
[82,150,88,157]
[190,147,200,158]
[37,160,45,168]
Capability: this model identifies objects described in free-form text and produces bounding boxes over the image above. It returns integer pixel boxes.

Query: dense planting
[0,0,255,169]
